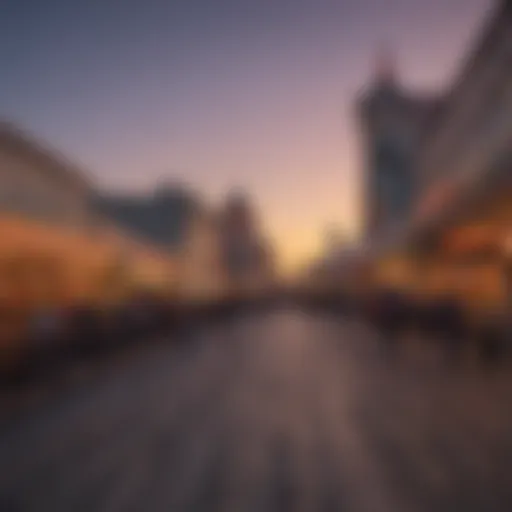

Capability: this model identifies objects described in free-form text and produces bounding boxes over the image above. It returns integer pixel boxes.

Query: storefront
[0,213,178,348]
[403,151,512,320]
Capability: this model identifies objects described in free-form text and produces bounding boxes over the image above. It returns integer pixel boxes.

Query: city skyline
[0,0,492,272]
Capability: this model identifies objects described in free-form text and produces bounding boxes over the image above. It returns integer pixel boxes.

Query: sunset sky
[0,0,491,272]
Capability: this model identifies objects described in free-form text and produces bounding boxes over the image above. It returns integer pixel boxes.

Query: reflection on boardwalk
[1,310,512,511]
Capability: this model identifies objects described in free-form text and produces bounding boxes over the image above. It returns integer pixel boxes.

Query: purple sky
[0,0,491,270]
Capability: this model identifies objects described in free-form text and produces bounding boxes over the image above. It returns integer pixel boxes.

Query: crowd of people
[2,294,246,385]
[308,288,509,365]
[3,289,509,385]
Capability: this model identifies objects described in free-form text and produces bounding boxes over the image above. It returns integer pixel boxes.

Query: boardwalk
[1,309,512,511]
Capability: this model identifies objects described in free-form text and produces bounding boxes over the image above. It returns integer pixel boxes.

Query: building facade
[0,124,179,313]
[414,0,512,201]
[363,0,512,317]
[219,192,274,295]
[95,184,199,250]
[97,185,227,302]
[0,122,92,228]
[179,207,225,302]
[404,0,512,313]
[357,56,442,239]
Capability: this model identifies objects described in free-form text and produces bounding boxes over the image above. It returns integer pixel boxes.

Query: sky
[0,0,492,272]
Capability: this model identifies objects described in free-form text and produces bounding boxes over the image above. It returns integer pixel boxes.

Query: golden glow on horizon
[273,216,361,276]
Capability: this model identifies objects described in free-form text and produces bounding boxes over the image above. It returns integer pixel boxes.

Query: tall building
[358,0,512,310]
[357,51,443,239]
[409,0,512,247]
[219,191,274,292]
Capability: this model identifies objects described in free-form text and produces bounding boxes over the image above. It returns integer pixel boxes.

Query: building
[357,52,443,239]
[95,184,199,250]
[179,206,225,302]
[0,123,178,319]
[97,185,226,302]
[0,122,98,311]
[403,0,512,314]
[364,0,512,319]
[0,122,93,228]
[219,191,274,294]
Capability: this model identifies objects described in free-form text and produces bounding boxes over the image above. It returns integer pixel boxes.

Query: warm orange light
[442,224,502,255]
[0,213,177,308]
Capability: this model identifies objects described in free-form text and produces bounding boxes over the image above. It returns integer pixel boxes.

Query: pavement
[1,308,512,512]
